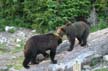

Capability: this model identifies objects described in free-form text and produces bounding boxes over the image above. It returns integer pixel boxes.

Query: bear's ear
[60,27,65,32]
[65,21,71,26]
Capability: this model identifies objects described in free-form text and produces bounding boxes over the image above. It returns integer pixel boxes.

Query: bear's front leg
[50,48,57,64]
[68,38,75,51]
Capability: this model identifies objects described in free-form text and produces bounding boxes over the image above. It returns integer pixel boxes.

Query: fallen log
[20,28,108,71]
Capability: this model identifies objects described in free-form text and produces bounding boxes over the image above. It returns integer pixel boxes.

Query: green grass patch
[7,56,24,70]
[8,28,16,33]
[90,57,102,66]
[90,19,108,32]
[0,43,8,54]
[13,56,24,70]
[11,40,24,53]
[95,68,108,71]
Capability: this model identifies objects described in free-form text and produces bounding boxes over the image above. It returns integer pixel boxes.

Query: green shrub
[95,68,108,71]
[90,57,103,66]
[90,19,108,32]
[0,0,107,33]
[8,28,16,33]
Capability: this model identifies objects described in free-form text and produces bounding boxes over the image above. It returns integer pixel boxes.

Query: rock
[9,67,18,71]
[48,63,66,71]
[0,37,7,44]
[87,7,98,26]
[82,65,91,71]
[16,44,21,47]
[103,55,108,61]
[5,26,16,32]
[15,39,21,43]
[17,32,25,38]
[36,54,45,62]
[31,30,36,33]
[56,40,70,54]
[0,66,8,71]
[11,56,16,59]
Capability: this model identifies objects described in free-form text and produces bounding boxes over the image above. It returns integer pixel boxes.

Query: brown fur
[59,21,90,51]
[23,33,62,69]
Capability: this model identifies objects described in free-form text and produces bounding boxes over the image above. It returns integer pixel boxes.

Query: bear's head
[55,22,71,38]
[55,26,65,38]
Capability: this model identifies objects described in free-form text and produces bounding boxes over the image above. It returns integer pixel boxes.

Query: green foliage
[7,56,24,70]
[95,68,108,71]
[13,56,23,70]
[12,40,24,53]
[94,0,108,18]
[0,0,107,33]
[8,28,16,33]
[91,19,108,32]
[0,43,7,54]
[0,43,7,50]
[90,57,102,66]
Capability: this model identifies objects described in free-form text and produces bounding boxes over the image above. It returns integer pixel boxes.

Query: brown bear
[23,31,63,69]
[58,19,90,51]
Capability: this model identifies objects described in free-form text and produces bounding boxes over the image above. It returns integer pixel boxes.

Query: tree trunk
[88,7,98,26]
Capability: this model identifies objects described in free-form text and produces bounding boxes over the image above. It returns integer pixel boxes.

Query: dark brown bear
[58,20,90,51]
[23,32,63,69]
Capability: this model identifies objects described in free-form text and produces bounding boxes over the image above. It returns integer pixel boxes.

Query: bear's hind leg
[23,57,31,69]
[81,30,89,46]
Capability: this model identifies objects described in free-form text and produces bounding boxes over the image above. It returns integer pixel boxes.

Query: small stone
[48,63,66,71]
[16,44,21,47]
[0,37,7,43]
[31,30,36,33]
[9,67,18,71]
[18,32,25,37]
[83,65,91,71]
[15,39,21,43]
[5,26,16,32]
[12,56,16,59]
[103,55,108,61]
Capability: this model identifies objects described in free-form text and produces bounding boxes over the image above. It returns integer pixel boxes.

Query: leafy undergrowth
[7,56,24,70]
[0,43,9,55]
[8,41,24,70]
[95,68,108,71]
[12,56,24,70]
[90,57,103,67]
[90,19,108,32]
[0,40,25,70]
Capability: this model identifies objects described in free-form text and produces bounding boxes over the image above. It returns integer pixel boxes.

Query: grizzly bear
[58,20,90,51]
[22,31,63,69]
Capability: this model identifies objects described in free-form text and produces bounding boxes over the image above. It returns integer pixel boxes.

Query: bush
[90,19,108,32]
[0,0,107,33]
[95,68,108,71]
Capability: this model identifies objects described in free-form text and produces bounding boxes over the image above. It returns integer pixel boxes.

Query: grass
[9,41,24,70]
[90,57,103,66]
[0,43,8,54]
[90,19,108,32]
[13,56,24,70]
[8,28,16,33]
[95,68,108,71]
[7,56,24,70]
[0,41,25,70]
[11,40,24,53]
